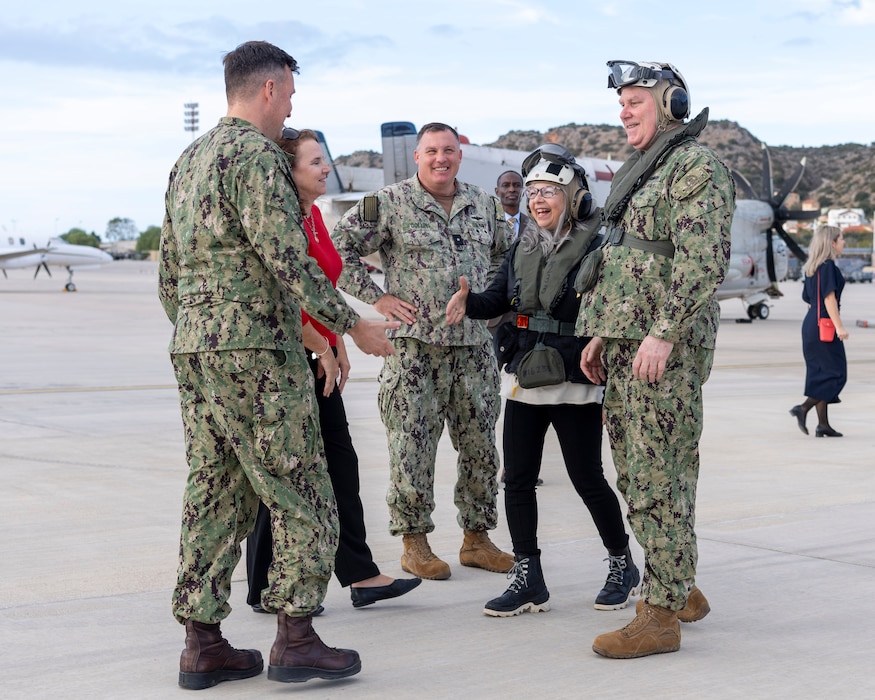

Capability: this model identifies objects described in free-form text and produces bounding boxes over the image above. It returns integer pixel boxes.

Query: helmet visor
[607,60,665,89]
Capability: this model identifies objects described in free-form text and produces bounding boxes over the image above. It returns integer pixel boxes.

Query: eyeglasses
[525,186,562,199]
[281,127,300,140]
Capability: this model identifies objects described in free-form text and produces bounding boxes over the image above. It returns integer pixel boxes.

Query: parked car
[837,258,874,283]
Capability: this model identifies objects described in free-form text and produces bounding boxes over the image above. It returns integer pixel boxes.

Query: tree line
[61,217,160,253]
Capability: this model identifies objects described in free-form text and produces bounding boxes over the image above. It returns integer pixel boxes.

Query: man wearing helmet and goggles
[577,60,735,658]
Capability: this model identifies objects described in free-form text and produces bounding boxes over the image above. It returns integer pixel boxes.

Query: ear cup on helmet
[663,85,689,121]
[570,186,593,220]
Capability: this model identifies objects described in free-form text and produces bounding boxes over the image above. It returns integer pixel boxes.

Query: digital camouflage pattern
[577,134,733,610]
[378,338,501,535]
[160,117,360,623]
[159,117,360,353]
[601,339,713,610]
[331,174,507,535]
[575,139,734,348]
[332,175,509,347]
[171,349,337,622]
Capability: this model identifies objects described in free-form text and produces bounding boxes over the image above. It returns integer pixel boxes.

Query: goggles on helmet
[522,143,580,186]
[606,60,674,90]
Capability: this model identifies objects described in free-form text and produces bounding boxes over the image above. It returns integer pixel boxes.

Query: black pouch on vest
[516,341,565,389]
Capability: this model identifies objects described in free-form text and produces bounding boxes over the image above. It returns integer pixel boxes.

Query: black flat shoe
[350,577,422,608]
[789,405,808,435]
[252,603,324,616]
[815,425,843,438]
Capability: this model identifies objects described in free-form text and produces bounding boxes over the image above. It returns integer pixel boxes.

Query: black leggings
[502,400,628,556]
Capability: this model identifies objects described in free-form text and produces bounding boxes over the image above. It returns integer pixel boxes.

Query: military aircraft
[720,145,819,319]
[0,235,113,291]
[316,121,817,320]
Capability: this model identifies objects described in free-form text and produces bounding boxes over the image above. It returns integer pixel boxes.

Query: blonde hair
[803,225,842,277]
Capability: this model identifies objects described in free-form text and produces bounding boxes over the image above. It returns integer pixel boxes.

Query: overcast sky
[1,0,872,238]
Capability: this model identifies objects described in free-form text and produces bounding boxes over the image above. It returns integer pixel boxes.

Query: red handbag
[817,270,836,342]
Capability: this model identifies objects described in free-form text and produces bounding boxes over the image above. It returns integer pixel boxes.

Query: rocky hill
[336,120,874,212]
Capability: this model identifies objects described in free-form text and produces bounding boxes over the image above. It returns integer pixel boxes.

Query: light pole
[184,102,199,142]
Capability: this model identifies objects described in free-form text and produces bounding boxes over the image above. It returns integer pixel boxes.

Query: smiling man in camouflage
[578,61,734,658]
[332,123,511,581]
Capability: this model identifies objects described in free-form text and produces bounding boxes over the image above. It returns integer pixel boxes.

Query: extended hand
[445,276,469,325]
[347,318,400,357]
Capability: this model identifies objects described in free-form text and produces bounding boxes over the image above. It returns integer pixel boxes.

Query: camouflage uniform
[576,121,733,611]
[332,175,509,535]
[159,117,361,624]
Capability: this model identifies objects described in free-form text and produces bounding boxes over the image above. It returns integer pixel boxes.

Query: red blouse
[301,204,343,346]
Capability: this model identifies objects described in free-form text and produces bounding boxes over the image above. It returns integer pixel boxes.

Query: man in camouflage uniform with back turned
[332,123,512,580]
[577,61,734,658]
[159,41,397,690]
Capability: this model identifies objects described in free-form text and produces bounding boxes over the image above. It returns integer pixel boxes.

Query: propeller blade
[775,158,806,208]
[760,143,774,203]
[775,207,820,222]
[772,222,808,262]
[33,261,52,279]
[732,170,757,199]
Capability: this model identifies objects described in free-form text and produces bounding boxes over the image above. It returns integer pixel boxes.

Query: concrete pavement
[1,261,874,698]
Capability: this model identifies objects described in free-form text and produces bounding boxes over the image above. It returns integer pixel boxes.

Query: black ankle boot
[594,546,641,610]
[483,554,550,617]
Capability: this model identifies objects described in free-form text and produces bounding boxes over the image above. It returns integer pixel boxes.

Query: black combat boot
[483,554,550,617]
[594,546,641,610]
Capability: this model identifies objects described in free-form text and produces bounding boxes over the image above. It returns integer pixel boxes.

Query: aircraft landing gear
[64,267,77,293]
[747,302,769,320]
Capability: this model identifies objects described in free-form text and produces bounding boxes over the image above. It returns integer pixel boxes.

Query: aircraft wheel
[747,305,759,320]
[65,282,77,292]
[755,303,769,320]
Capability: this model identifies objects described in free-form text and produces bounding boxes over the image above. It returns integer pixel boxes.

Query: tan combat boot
[592,603,681,659]
[459,529,514,573]
[635,585,711,623]
[401,533,451,580]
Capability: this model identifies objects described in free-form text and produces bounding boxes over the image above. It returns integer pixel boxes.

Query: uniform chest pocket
[626,183,667,242]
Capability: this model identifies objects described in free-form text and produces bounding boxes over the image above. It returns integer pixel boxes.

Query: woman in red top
[247,129,420,609]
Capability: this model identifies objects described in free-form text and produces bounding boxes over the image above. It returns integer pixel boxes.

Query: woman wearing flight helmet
[445,144,639,617]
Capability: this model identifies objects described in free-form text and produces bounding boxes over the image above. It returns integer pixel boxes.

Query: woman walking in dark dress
[790,225,850,437]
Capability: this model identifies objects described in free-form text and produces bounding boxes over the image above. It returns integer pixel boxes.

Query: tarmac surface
[2,260,874,699]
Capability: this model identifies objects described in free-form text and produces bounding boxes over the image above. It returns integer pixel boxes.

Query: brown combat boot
[459,529,514,573]
[401,533,451,580]
[178,620,263,690]
[267,612,361,683]
[593,603,681,659]
[635,585,711,623]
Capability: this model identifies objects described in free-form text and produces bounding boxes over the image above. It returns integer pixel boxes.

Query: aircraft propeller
[732,144,820,288]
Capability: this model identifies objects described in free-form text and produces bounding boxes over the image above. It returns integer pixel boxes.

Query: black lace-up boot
[594,546,641,610]
[482,554,550,617]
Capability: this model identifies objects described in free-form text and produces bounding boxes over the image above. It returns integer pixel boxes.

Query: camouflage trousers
[378,338,501,536]
[170,349,337,625]
[602,338,714,611]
